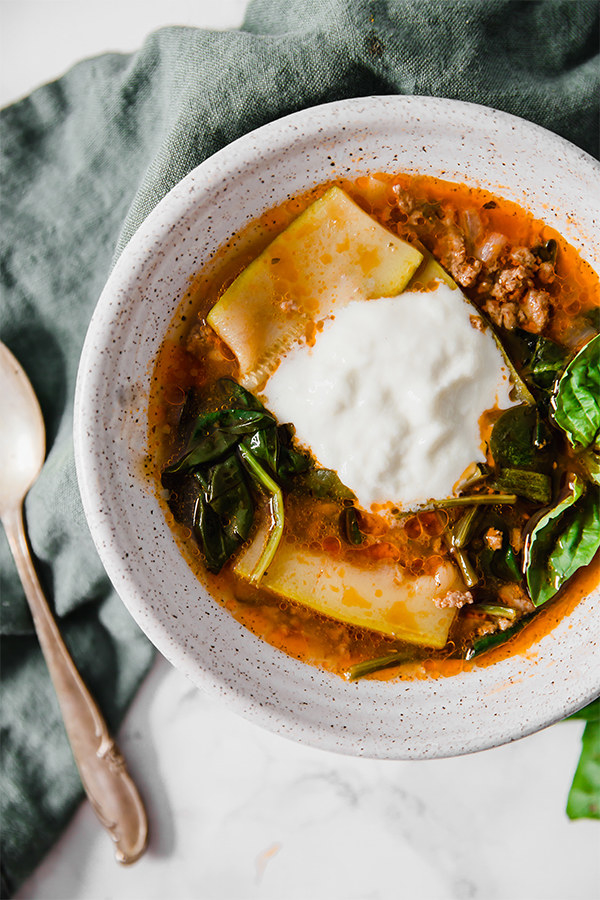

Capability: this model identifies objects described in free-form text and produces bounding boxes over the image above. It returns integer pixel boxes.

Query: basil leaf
[552,334,600,450]
[580,449,600,486]
[566,719,600,820]
[524,477,600,606]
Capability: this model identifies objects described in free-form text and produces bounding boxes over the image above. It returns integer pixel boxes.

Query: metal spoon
[0,341,148,864]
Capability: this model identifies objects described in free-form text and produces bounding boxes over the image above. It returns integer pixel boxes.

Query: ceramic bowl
[74,96,600,759]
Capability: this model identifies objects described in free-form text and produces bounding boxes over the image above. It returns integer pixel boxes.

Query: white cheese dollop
[261,282,515,510]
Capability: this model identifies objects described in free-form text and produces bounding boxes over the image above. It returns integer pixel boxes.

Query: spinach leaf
[490,405,554,472]
[524,476,600,606]
[162,377,354,573]
[206,455,254,543]
[216,376,266,411]
[166,409,276,474]
[192,473,240,573]
[240,425,280,475]
[552,334,600,450]
[298,467,356,501]
[276,424,311,479]
[494,467,552,504]
[502,328,567,392]
[476,543,521,584]
[525,336,567,391]
[473,515,522,584]
[502,328,569,392]
[566,719,600,820]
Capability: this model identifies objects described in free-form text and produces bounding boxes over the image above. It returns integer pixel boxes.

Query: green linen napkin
[1,0,598,894]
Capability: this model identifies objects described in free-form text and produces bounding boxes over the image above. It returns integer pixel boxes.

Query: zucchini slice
[207,186,423,388]
[235,537,461,648]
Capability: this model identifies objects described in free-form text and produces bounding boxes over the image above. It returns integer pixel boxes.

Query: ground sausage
[434,590,474,609]
[518,288,551,333]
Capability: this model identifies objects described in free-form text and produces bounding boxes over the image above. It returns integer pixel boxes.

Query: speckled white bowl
[75,96,600,759]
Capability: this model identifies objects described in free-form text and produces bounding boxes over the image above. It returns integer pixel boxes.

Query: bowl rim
[75,94,600,759]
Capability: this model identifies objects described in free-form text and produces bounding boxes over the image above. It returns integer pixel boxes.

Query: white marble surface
[3,3,599,898]
[17,655,600,900]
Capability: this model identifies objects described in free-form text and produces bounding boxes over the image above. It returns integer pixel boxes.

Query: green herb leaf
[525,335,567,391]
[551,334,600,450]
[166,409,276,474]
[490,405,553,472]
[275,424,311,479]
[504,328,567,392]
[524,476,600,606]
[579,450,600,486]
[566,720,600,820]
[298,467,356,501]
[216,376,266,411]
[464,612,535,659]
[240,425,280,475]
[206,454,254,544]
[475,542,522,584]
[192,473,241,573]
[494,467,552,504]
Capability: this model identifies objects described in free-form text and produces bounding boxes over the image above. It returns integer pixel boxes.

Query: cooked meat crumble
[434,590,474,609]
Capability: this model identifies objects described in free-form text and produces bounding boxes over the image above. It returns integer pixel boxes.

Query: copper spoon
[0,341,148,864]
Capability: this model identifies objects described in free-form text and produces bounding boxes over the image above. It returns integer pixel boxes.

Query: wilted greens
[162,378,355,573]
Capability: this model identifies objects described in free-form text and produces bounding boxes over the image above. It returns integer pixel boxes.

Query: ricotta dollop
[261,282,515,510]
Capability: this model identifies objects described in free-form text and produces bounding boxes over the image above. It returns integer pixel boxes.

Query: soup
[148,172,600,681]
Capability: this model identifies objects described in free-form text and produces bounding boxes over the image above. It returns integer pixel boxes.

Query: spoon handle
[2,505,148,864]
